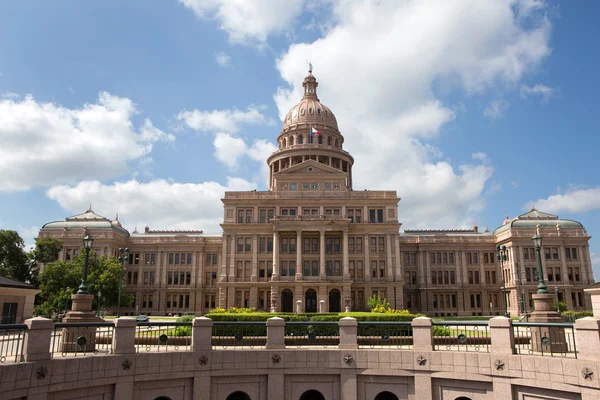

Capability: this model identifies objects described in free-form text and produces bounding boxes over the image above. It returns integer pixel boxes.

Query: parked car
[136,315,149,322]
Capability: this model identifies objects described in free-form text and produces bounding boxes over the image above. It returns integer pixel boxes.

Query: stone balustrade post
[192,317,213,352]
[412,316,433,351]
[266,317,286,349]
[112,317,136,354]
[23,317,53,362]
[489,316,515,354]
[574,317,600,360]
[339,317,358,349]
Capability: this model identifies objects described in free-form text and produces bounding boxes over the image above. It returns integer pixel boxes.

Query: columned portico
[272,230,280,280]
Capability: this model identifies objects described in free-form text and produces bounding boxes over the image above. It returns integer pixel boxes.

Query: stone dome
[281,71,339,132]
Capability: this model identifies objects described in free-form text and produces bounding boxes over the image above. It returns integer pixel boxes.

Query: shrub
[368,295,389,312]
[563,311,593,321]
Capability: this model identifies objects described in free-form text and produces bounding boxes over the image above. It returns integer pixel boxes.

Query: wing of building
[37,70,594,316]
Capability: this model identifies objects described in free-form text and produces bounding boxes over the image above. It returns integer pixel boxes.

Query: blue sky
[0,1,599,277]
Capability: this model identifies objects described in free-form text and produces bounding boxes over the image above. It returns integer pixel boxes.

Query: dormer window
[317,108,321,114]
[309,108,313,114]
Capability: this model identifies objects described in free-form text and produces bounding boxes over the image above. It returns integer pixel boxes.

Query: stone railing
[224,190,398,200]
[271,215,350,222]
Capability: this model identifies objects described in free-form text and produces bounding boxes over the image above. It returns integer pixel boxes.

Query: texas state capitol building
[38,69,595,316]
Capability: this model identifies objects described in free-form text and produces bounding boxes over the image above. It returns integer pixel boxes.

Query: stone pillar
[364,234,371,282]
[425,251,431,285]
[218,286,226,308]
[112,317,136,354]
[339,317,358,349]
[394,235,402,282]
[190,252,197,289]
[386,234,393,281]
[155,251,161,290]
[229,234,236,282]
[23,317,53,361]
[296,230,303,280]
[319,229,326,279]
[272,230,280,280]
[581,245,590,285]
[192,317,213,352]
[574,317,600,360]
[62,293,102,352]
[479,250,486,285]
[227,286,235,308]
[220,236,228,282]
[529,293,567,352]
[560,245,568,284]
[251,234,258,282]
[341,370,358,400]
[489,316,515,355]
[266,317,285,349]
[584,287,600,317]
[343,228,350,279]
[412,316,433,352]
[414,375,432,400]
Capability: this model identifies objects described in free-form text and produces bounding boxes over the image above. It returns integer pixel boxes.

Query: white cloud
[511,181,519,189]
[274,0,550,228]
[520,83,556,103]
[17,225,39,250]
[46,178,256,234]
[180,0,306,46]
[528,187,600,214]
[472,152,490,164]
[213,132,276,182]
[516,0,547,17]
[483,100,509,120]
[0,92,174,192]
[177,105,272,134]
[215,51,232,67]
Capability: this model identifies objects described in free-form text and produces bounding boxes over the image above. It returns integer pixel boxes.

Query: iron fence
[135,322,192,352]
[432,321,490,352]
[513,322,577,358]
[212,321,267,349]
[51,322,114,358]
[285,321,339,347]
[357,322,413,349]
[0,324,26,363]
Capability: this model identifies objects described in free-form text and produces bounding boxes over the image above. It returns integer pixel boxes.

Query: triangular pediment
[275,160,347,177]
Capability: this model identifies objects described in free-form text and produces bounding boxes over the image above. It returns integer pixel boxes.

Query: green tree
[35,250,133,316]
[0,230,34,283]
[31,236,63,264]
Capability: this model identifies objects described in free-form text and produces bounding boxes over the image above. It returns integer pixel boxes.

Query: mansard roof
[493,206,583,235]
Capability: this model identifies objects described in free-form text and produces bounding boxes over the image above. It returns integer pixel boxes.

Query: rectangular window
[356,237,363,252]
[260,237,266,253]
[168,271,173,285]
[333,238,341,253]
[267,237,273,252]
[290,238,296,253]
[289,261,296,276]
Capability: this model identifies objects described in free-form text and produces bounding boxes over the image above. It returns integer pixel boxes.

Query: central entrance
[281,289,294,313]
[305,289,317,312]
[329,289,341,312]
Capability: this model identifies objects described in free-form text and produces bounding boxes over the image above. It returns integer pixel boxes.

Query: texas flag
[310,127,321,136]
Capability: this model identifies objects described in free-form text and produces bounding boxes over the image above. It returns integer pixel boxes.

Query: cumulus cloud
[215,51,232,67]
[0,92,174,192]
[274,0,551,228]
[483,100,510,120]
[528,187,600,214]
[177,105,272,134]
[213,132,276,182]
[180,0,305,46]
[520,83,556,103]
[46,178,256,234]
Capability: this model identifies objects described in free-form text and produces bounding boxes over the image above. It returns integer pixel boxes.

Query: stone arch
[299,390,326,400]
[226,391,252,400]
[305,289,317,313]
[281,289,294,313]
[154,397,172,400]
[374,391,399,400]
[329,288,341,312]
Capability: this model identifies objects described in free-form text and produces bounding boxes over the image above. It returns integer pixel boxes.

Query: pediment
[275,160,346,177]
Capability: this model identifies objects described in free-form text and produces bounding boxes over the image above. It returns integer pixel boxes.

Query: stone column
[228,234,236,282]
[266,317,285,349]
[272,230,280,280]
[339,317,358,349]
[319,229,326,279]
[251,234,258,282]
[394,235,402,282]
[220,235,228,282]
[411,316,433,352]
[364,234,371,282]
[386,234,393,281]
[425,251,431,285]
[343,228,350,279]
[560,245,568,284]
[489,316,515,355]
[23,317,53,361]
[190,252,197,289]
[574,317,600,361]
[112,317,136,354]
[192,317,213,352]
[155,251,161,290]
[479,250,486,285]
[581,245,590,284]
[296,230,303,280]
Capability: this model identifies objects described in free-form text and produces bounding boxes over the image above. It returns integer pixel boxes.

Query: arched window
[318,135,323,144]
[299,390,325,400]
[290,136,295,145]
[299,135,304,144]
[283,138,287,148]
[327,136,331,145]
[226,392,251,400]
[374,391,399,400]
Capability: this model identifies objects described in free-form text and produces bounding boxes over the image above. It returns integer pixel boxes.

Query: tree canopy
[35,251,132,316]
[0,230,34,283]
[31,236,63,264]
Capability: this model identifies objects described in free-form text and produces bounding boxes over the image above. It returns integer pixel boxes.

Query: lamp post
[64,286,70,314]
[555,286,560,313]
[117,247,129,317]
[521,288,527,314]
[77,234,94,294]
[97,291,102,316]
[531,232,549,294]
[496,245,509,317]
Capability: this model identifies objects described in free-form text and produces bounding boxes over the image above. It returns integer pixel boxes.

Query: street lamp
[555,286,560,313]
[117,248,129,317]
[531,232,549,294]
[496,245,509,317]
[521,289,527,313]
[64,286,71,313]
[97,291,102,316]
[77,234,94,294]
